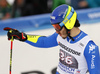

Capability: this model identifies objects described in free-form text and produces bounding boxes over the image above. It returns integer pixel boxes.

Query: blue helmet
[50,4,77,30]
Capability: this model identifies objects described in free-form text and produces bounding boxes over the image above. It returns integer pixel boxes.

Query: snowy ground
[0,23,100,74]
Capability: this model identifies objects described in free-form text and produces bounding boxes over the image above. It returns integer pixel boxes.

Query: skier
[4,4,100,74]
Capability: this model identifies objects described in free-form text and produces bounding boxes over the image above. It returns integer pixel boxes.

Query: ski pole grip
[11,36,13,41]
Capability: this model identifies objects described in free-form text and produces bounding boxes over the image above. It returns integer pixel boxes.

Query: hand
[4,27,27,41]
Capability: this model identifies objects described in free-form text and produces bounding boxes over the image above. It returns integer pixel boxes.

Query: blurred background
[0,0,100,74]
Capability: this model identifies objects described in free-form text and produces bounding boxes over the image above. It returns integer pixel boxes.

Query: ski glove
[4,27,27,41]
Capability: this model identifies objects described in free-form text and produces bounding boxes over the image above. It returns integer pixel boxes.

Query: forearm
[25,33,58,48]
[25,35,48,48]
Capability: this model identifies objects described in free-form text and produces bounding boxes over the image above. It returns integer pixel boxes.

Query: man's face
[52,24,68,39]
[58,27,68,39]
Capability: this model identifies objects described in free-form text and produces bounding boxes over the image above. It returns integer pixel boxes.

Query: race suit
[25,30,100,74]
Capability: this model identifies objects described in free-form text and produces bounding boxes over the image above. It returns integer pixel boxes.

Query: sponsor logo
[89,44,95,53]
[58,42,81,56]
[91,55,95,69]
[58,62,75,74]
[50,16,55,19]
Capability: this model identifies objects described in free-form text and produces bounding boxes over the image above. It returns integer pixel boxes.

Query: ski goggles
[52,24,62,33]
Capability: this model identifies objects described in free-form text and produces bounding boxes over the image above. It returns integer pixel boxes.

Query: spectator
[0,0,12,20]
[71,0,88,9]
[20,0,49,16]
[47,0,53,13]
[52,0,88,10]
[52,0,68,11]
[11,0,24,18]
[86,0,100,8]
[0,0,22,20]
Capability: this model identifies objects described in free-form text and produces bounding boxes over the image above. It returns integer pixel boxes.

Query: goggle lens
[52,24,62,33]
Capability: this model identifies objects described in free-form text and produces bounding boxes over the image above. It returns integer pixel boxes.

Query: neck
[70,27,81,37]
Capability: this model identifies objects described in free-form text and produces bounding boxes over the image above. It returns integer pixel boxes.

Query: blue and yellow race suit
[25,30,100,74]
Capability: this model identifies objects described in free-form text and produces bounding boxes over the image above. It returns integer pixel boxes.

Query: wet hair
[74,19,80,27]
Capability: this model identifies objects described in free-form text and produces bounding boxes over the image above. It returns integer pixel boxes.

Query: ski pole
[9,36,13,74]
[3,27,14,74]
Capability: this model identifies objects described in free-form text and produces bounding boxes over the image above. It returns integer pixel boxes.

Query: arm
[84,41,100,74]
[4,27,58,48]
[25,32,58,48]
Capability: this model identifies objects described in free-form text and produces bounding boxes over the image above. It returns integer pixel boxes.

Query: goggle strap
[65,27,74,41]
[69,35,74,41]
